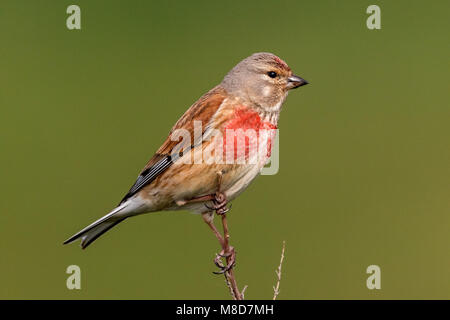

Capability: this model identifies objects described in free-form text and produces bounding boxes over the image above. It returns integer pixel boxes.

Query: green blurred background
[0,0,448,299]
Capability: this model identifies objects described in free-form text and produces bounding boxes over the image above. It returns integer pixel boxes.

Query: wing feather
[119,86,227,204]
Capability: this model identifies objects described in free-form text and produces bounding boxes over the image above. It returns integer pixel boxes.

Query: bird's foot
[205,192,231,215]
[213,246,236,274]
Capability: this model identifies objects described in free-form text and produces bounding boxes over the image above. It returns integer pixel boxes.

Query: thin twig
[273,240,286,300]
[224,270,241,300]
[224,273,236,300]
[241,285,248,299]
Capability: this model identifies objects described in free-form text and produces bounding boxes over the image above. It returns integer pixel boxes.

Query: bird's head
[221,52,308,111]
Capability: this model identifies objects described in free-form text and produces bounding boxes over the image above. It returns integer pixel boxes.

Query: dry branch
[273,240,286,300]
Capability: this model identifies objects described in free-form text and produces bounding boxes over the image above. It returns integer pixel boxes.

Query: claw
[213,259,235,274]
[213,247,236,274]
[216,249,232,258]
[213,269,226,275]
[204,193,231,215]
[216,206,229,215]
[214,254,225,269]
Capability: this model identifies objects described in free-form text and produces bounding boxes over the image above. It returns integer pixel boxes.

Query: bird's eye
[267,71,277,78]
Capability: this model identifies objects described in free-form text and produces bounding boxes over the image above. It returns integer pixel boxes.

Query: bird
[64,52,308,270]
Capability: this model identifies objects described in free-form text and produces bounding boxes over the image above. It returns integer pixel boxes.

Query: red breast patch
[222,107,277,162]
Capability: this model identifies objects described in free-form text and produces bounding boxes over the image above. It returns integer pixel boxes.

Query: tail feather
[79,218,126,249]
[64,202,130,249]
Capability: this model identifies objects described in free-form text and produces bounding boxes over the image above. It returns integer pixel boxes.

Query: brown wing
[119,86,227,204]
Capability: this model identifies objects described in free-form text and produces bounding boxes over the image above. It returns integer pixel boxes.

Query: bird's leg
[204,171,231,215]
[199,173,241,299]
[201,213,225,250]
[206,172,235,274]
[185,172,235,273]
[214,211,236,274]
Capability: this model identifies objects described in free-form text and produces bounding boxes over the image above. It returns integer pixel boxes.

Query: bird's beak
[287,75,308,89]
